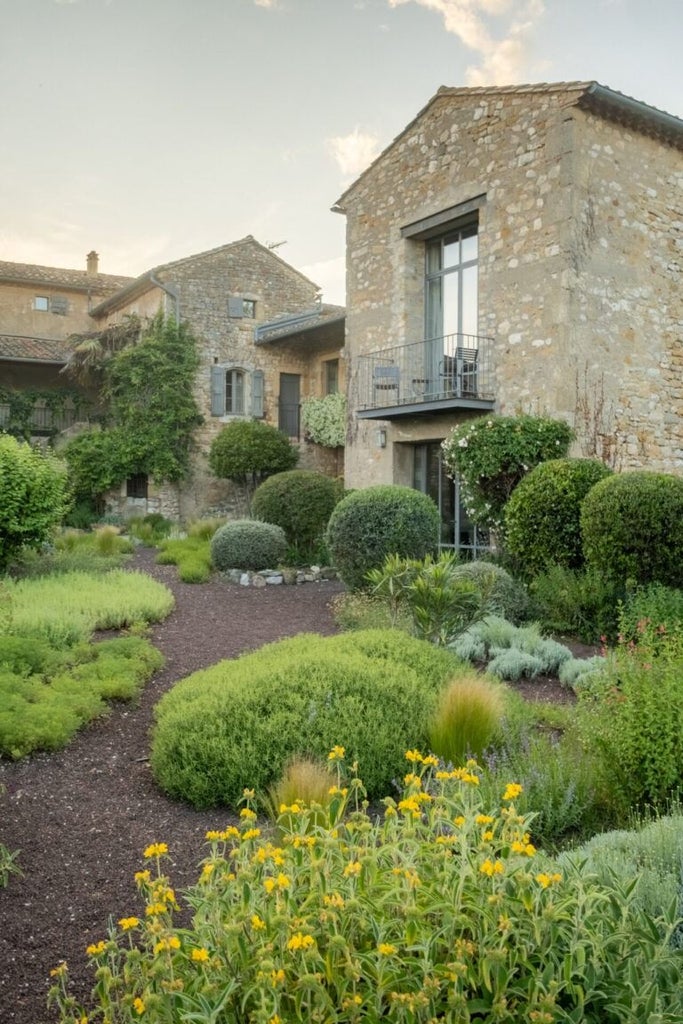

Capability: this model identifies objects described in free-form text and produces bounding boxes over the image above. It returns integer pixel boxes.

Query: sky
[1,0,681,305]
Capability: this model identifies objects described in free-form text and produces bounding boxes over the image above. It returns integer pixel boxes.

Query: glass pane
[426,239,441,274]
[461,228,478,264]
[425,277,442,340]
[461,265,478,338]
[442,234,460,269]
[442,272,460,339]
[234,371,245,414]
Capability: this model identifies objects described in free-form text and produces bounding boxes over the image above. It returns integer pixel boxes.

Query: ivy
[0,387,90,441]
[63,314,203,503]
[441,414,574,532]
[300,392,346,448]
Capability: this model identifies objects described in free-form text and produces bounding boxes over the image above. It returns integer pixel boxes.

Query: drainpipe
[150,273,180,322]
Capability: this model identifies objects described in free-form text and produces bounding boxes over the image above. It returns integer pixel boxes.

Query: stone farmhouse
[333,81,683,555]
[0,238,344,519]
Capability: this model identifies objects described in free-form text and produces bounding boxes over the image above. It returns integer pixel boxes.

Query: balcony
[356,333,495,419]
[0,403,82,437]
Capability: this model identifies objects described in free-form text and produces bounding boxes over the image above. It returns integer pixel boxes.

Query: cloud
[327,128,382,178]
[387,0,545,85]
[299,255,346,305]
[253,0,279,7]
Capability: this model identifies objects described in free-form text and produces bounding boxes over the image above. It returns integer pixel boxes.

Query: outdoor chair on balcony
[373,364,400,401]
[440,347,478,397]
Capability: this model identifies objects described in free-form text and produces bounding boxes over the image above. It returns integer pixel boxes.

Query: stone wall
[339,86,682,488]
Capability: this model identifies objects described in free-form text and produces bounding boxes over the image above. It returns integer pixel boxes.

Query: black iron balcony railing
[356,332,495,417]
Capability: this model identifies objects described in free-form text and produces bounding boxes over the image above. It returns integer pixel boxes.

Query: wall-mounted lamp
[377,428,387,449]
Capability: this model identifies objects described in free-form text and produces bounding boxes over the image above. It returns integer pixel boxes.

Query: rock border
[222,566,338,588]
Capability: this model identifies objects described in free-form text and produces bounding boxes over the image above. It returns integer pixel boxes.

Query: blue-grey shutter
[228,297,244,318]
[251,370,265,418]
[210,365,225,416]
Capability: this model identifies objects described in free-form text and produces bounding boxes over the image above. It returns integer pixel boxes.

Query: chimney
[86,250,99,276]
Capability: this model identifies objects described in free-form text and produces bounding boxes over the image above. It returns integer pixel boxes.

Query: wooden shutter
[251,369,265,418]
[228,297,244,318]
[210,365,225,416]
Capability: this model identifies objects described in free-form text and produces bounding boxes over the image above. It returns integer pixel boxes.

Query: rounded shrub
[150,630,462,808]
[208,419,298,485]
[580,471,683,588]
[251,470,341,552]
[504,458,612,578]
[452,560,529,622]
[325,485,439,590]
[210,519,287,571]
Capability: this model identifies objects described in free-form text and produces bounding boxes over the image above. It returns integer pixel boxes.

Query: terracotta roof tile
[0,260,133,293]
[0,335,70,363]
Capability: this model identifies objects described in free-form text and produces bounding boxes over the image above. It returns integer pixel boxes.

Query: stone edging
[222,566,338,588]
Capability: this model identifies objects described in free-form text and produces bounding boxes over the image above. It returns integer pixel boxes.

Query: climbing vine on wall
[0,387,90,441]
[64,313,203,503]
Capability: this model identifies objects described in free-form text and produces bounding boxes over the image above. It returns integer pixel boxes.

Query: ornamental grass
[50,750,683,1023]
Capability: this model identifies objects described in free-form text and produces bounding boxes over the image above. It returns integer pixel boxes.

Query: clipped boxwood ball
[210,519,287,571]
[251,470,341,549]
[325,485,439,590]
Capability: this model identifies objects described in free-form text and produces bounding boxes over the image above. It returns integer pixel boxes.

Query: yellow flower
[205,830,221,841]
[404,772,422,787]
[422,754,439,767]
[243,788,256,799]
[270,969,285,987]
[378,943,398,956]
[50,962,68,978]
[201,863,215,880]
[240,807,257,821]
[153,936,181,954]
[276,872,291,889]
[241,828,261,842]
[343,861,361,877]
[118,917,140,931]
[483,830,494,841]
[133,997,145,1015]
[398,796,421,815]
[264,877,276,893]
[143,842,168,859]
[134,870,151,884]
[476,814,494,825]
[251,914,266,930]
[503,782,523,801]
[328,745,346,761]
[536,872,562,889]
[85,941,106,956]
[270,1015,282,1024]
[405,749,423,763]
[279,802,302,814]
[145,902,168,917]
[191,947,210,962]
[453,815,466,827]
[287,932,315,951]
[479,858,505,877]
[323,892,345,908]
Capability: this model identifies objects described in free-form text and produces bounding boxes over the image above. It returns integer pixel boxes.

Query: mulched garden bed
[0,549,577,1024]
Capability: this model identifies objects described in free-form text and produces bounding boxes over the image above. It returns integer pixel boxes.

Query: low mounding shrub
[504,457,612,578]
[325,485,439,591]
[50,755,683,1024]
[619,582,683,654]
[150,630,462,808]
[210,519,287,571]
[251,470,341,554]
[563,814,683,945]
[528,564,621,643]
[452,560,529,622]
[452,616,573,682]
[581,471,683,588]
[208,420,298,487]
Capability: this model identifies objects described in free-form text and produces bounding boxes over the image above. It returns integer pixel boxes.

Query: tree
[208,420,298,507]
[0,436,68,570]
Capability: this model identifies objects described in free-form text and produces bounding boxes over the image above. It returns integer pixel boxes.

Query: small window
[34,296,49,311]
[226,369,245,415]
[50,296,69,315]
[242,299,256,318]
[126,473,148,499]
[324,359,339,395]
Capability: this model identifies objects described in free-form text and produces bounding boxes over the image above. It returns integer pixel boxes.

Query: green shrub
[452,616,573,682]
[428,673,505,764]
[581,471,683,588]
[558,655,607,690]
[0,435,69,571]
[50,756,683,1024]
[300,391,346,447]
[577,642,683,814]
[208,420,298,491]
[441,414,574,532]
[452,560,529,622]
[0,636,164,758]
[177,556,212,583]
[150,631,461,808]
[619,583,683,654]
[504,457,612,578]
[325,486,439,591]
[0,636,59,675]
[252,470,341,554]
[127,514,173,546]
[529,564,621,643]
[210,519,287,571]
[562,814,683,944]
[330,591,413,632]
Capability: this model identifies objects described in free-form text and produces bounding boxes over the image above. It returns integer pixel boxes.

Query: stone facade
[88,237,345,519]
[334,82,683,493]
